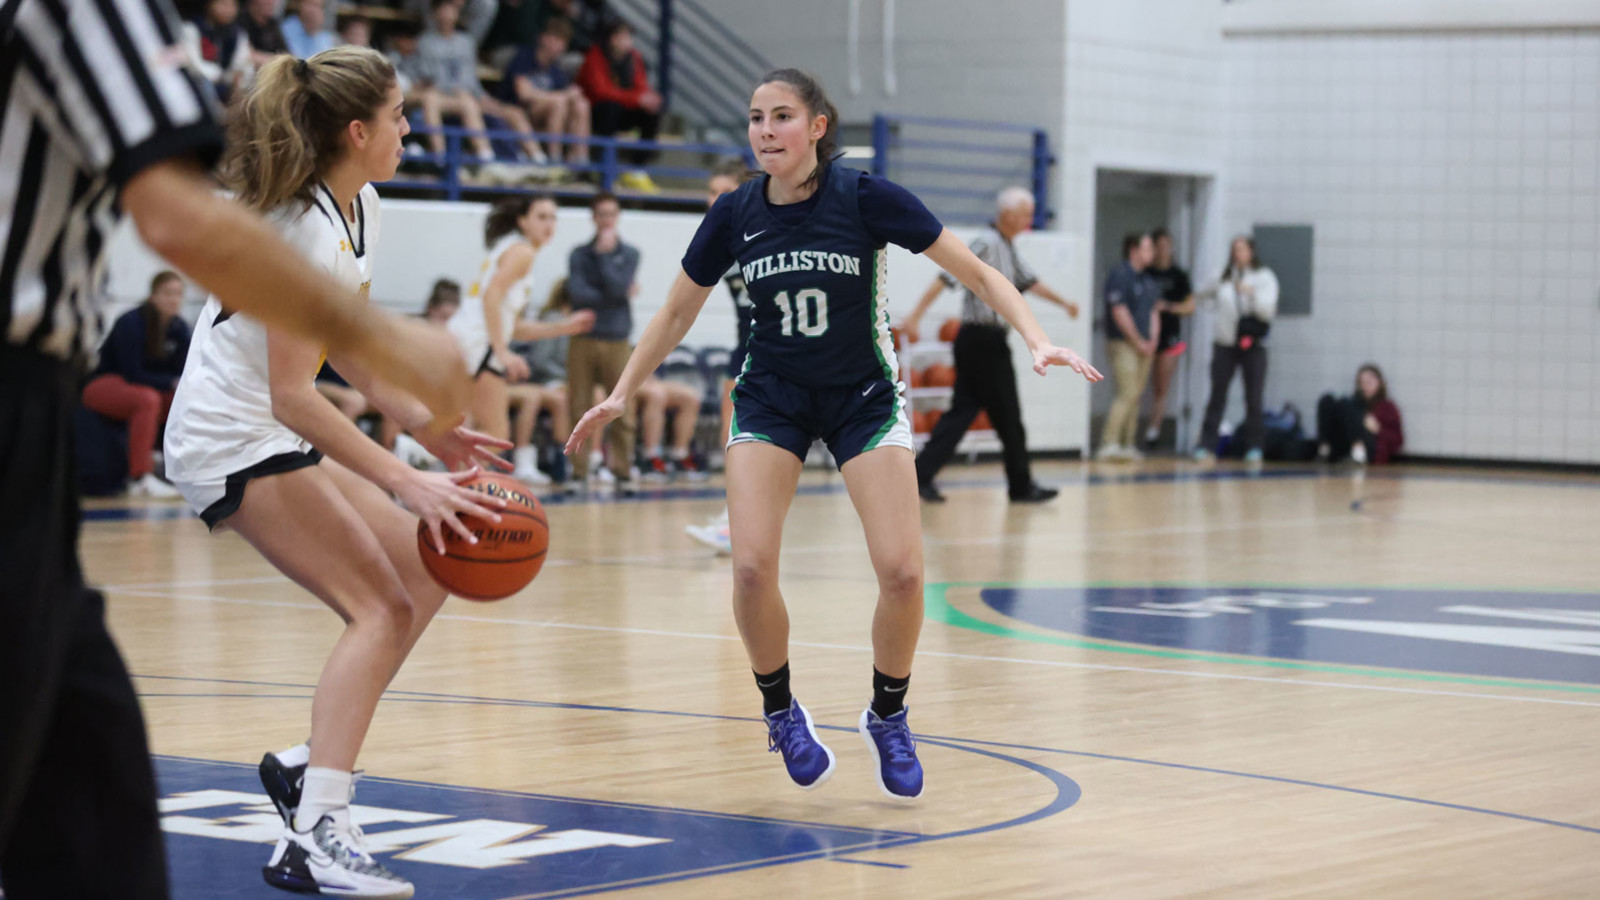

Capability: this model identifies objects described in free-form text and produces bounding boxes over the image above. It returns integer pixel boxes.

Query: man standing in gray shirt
[566,192,641,492]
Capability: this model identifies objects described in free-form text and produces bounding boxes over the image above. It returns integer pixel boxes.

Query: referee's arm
[7,0,472,418]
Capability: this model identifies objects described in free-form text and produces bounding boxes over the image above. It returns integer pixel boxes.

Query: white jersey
[166,183,381,489]
[447,232,536,370]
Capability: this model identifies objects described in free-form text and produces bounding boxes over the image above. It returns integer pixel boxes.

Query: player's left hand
[565,394,626,456]
[1031,345,1103,381]
[418,415,515,471]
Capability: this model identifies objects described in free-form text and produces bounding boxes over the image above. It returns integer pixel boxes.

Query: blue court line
[831,858,910,869]
[136,674,1599,840]
[143,688,1078,898]
[83,465,1600,521]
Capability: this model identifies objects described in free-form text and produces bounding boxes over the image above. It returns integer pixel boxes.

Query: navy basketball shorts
[728,367,913,468]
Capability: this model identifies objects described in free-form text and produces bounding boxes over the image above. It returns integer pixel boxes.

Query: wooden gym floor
[81,459,1600,899]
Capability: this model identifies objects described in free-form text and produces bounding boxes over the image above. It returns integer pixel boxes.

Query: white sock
[666,447,688,461]
[275,742,311,769]
[295,767,352,832]
[513,445,537,470]
[645,445,663,458]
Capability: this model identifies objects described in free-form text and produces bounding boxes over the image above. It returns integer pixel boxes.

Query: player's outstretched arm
[922,230,1102,382]
[123,157,472,421]
[564,268,714,456]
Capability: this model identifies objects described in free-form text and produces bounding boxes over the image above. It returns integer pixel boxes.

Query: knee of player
[731,555,779,597]
[877,559,923,602]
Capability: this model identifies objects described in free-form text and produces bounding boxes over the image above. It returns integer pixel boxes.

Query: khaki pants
[1103,339,1153,449]
[566,336,635,481]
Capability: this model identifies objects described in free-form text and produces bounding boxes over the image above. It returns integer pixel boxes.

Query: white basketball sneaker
[262,813,413,899]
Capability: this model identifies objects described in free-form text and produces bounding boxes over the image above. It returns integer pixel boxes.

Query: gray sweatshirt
[567,240,639,341]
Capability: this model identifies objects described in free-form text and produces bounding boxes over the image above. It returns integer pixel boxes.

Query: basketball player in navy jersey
[567,69,1100,800]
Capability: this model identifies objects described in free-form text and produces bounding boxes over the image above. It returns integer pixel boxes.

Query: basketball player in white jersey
[165,49,507,898]
[446,195,594,476]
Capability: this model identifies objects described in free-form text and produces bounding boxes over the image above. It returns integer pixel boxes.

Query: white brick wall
[1220,29,1600,463]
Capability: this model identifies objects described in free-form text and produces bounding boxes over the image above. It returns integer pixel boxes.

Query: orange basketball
[908,366,925,388]
[924,364,956,388]
[890,325,905,350]
[973,410,992,431]
[916,409,942,433]
[938,318,961,343]
[417,472,548,601]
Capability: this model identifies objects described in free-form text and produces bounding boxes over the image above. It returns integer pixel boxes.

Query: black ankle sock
[754,662,792,716]
[871,667,910,718]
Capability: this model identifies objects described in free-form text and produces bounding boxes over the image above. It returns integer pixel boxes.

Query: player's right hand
[399,466,507,555]
[496,348,531,383]
[564,394,626,457]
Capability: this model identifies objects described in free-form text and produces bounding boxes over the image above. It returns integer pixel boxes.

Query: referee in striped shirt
[1,2,471,895]
[904,187,1079,504]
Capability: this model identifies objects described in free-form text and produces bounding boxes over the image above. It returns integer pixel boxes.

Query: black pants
[915,325,1034,497]
[1317,394,1375,462]
[1199,343,1268,454]
[0,347,169,900]
[590,101,660,166]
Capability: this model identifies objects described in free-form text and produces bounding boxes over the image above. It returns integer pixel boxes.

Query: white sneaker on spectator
[1097,443,1130,462]
[1350,442,1368,465]
[393,434,439,470]
[594,467,617,485]
[685,522,732,555]
[1192,448,1216,463]
[130,473,181,499]
[514,465,551,485]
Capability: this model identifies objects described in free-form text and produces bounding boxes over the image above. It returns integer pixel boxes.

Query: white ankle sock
[295,767,352,831]
[275,742,311,769]
[513,445,537,470]
[666,447,687,461]
[645,445,663,458]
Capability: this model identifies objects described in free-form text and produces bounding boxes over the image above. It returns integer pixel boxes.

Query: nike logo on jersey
[743,230,767,241]
[861,384,875,397]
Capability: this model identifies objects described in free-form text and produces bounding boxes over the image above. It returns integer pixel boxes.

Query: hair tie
[294,58,311,80]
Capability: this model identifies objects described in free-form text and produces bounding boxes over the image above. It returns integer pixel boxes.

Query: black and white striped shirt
[1,0,222,364]
[939,225,1039,330]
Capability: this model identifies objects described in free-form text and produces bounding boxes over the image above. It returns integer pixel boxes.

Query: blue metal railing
[384,124,754,205]
[872,114,1054,229]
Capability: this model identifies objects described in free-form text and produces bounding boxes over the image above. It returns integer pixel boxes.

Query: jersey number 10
[773,288,829,337]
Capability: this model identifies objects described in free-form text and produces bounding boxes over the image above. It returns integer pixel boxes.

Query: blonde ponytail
[221,47,396,213]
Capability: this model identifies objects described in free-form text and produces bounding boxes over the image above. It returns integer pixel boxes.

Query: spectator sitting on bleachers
[635,358,707,481]
[183,0,255,100]
[503,19,590,166]
[1318,364,1403,465]
[481,0,545,70]
[421,278,462,325]
[403,0,496,44]
[81,272,191,498]
[281,0,337,58]
[388,25,424,96]
[505,279,581,485]
[544,0,605,57]
[413,0,550,166]
[241,0,288,66]
[338,15,373,49]
[577,19,661,193]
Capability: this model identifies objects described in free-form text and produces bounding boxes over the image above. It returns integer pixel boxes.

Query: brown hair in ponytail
[483,193,554,247]
[754,68,839,193]
[220,47,396,213]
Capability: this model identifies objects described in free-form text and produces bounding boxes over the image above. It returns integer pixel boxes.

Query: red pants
[80,375,173,479]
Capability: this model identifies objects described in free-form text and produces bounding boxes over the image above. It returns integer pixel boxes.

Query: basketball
[973,410,992,431]
[924,364,956,387]
[938,318,961,343]
[908,366,925,387]
[417,472,549,601]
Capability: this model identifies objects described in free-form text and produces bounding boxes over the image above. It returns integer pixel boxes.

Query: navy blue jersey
[683,165,943,388]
